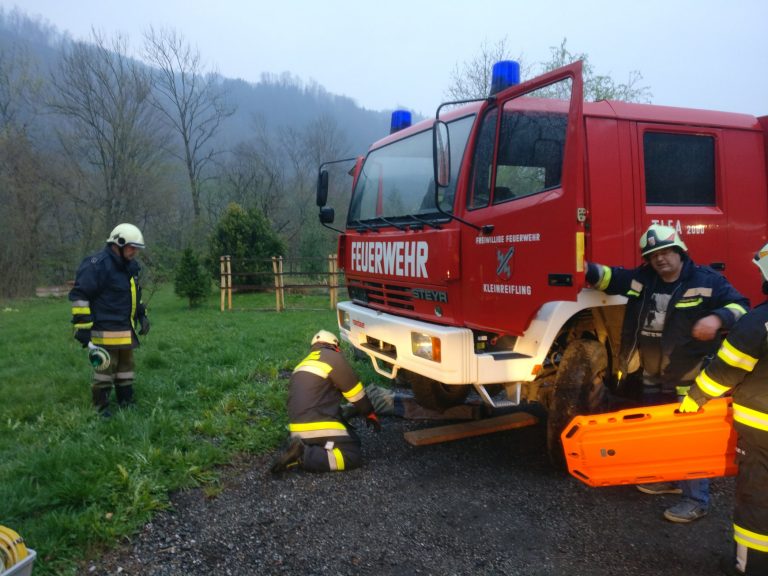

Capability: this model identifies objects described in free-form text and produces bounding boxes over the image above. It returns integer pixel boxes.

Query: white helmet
[107,223,145,249]
[639,224,687,258]
[311,330,339,347]
[753,242,768,281]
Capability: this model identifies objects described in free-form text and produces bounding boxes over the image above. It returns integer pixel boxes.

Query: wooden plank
[404,412,539,446]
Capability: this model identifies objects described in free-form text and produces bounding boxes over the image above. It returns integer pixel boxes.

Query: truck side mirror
[317,170,329,207]
[433,121,451,188]
[319,206,335,224]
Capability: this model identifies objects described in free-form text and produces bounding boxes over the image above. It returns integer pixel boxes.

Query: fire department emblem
[496,246,514,280]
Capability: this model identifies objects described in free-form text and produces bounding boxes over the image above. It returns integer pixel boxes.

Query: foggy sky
[4,0,767,117]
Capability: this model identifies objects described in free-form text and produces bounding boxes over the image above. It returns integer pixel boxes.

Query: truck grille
[348,280,414,311]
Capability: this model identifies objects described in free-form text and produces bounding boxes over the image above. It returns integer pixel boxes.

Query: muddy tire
[404,372,471,411]
[547,339,608,467]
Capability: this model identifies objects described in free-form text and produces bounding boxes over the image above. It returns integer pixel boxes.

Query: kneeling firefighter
[271,330,380,473]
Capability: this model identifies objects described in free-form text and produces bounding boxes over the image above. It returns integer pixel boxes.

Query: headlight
[411,332,441,362]
[338,309,350,330]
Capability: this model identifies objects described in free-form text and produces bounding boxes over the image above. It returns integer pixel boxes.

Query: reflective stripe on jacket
[287,344,374,442]
[689,300,768,433]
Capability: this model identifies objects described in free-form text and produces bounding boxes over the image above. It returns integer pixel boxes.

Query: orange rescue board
[561,398,737,487]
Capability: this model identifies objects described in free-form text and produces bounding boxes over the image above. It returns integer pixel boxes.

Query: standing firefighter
[586,224,749,522]
[69,223,150,416]
[271,330,380,473]
[680,244,768,576]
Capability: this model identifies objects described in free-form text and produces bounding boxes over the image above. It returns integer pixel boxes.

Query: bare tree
[541,38,652,103]
[143,27,235,222]
[446,37,652,104]
[444,38,528,102]
[50,31,169,233]
[277,114,349,258]
[0,42,40,131]
[0,43,54,296]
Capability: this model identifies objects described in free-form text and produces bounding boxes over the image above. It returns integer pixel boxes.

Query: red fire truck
[317,60,768,451]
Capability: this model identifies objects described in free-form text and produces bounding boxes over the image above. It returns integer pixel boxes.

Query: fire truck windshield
[348,114,475,225]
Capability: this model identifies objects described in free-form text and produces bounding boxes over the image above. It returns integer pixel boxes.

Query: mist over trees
[0,8,394,298]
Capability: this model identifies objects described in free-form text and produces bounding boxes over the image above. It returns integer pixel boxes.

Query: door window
[469,78,572,210]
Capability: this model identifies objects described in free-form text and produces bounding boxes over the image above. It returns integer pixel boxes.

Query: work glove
[365,412,381,433]
[74,328,91,348]
[138,315,151,336]
[678,395,700,413]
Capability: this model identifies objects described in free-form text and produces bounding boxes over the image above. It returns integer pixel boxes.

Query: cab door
[459,62,585,336]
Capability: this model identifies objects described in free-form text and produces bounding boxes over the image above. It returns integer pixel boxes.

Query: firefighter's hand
[74,329,91,348]
[138,315,150,336]
[678,395,700,413]
[365,412,381,433]
[691,314,722,341]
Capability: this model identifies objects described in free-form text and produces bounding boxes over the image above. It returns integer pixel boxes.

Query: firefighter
[270,330,380,473]
[69,223,150,416]
[586,224,749,522]
[679,244,768,576]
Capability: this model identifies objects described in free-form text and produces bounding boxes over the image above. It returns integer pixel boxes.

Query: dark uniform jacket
[590,258,749,387]
[689,300,768,428]
[687,300,768,565]
[287,343,374,443]
[69,246,145,349]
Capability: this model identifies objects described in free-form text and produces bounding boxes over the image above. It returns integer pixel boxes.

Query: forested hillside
[0,7,397,298]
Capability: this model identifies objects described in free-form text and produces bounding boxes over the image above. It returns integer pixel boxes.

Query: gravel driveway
[88,413,735,575]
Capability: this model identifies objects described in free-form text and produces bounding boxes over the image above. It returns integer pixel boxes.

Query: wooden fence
[219,255,342,312]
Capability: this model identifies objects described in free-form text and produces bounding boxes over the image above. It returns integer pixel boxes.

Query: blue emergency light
[489,60,521,96]
[390,109,412,134]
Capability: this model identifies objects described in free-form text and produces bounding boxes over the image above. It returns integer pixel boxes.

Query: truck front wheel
[546,338,608,465]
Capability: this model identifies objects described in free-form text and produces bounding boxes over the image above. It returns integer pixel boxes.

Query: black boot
[116,384,135,408]
[270,439,304,473]
[92,387,112,418]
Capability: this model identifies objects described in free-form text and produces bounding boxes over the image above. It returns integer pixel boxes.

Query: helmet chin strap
[109,241,130,263]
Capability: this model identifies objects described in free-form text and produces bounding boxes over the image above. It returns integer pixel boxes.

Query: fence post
[220,256,226,312]
[226,256,232,310]
[272,256,285,312]
[221,255,232,311]
[328,254,338,310]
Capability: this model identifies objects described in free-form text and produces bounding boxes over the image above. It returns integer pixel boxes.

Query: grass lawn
[0,286,377,575]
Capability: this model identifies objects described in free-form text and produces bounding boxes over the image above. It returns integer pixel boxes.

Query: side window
[644,132,716,205]
[468,108,497,210]
[494,110,566,203]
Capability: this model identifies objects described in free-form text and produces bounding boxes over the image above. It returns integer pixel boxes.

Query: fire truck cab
[318,60,768,446]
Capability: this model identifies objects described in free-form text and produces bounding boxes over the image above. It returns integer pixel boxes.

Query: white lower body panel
[338,290,625,386]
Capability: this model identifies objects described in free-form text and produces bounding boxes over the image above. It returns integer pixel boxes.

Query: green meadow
[0,287,375,575]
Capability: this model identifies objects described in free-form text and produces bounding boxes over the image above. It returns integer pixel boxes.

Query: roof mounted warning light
[390,109,412,134]
[489,60,521,96]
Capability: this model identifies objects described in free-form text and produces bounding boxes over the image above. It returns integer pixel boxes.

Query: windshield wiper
[348,219,380,233]
[406,214,442,229]
[368,216,408,231]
